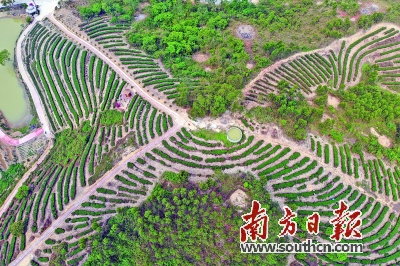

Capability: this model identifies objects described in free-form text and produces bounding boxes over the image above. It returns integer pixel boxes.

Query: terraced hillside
[63,15,201,102]
[0,21,176,265]
[28,159,160,265]
[26,127,400,265]
[3,15,400,266]
[246,24,400,104]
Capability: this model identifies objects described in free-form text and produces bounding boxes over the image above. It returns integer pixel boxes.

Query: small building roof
[26,3,37,14]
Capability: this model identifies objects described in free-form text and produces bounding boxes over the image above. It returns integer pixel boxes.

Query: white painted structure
[26,2,37,15]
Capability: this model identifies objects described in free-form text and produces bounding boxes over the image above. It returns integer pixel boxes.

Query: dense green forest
[86,172,288,265]
[78,0,141,23]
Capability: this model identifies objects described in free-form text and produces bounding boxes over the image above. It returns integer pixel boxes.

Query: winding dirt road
[16,19,53,138]
[0,128,44,146]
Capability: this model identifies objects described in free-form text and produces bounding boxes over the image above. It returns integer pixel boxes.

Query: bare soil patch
[229,189,249,209]
[135,14,147,21]
[139,2,150,8]
[370,127,392,148]
[236,25,255,40]
[321,113,331,122]
[306,183,317,192]
[192,52,210,63]
[360,2,380,15]
[327,95,340,108]
[246,62,255,69]
[393,202,400,213]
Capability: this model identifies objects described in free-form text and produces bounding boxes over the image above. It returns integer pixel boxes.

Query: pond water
[227,127,242,143]
[0,17,29,127]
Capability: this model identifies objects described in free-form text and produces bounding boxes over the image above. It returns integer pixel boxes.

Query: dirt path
[0,128,44,146]
[16,18,53,138]
[10,124,183,266]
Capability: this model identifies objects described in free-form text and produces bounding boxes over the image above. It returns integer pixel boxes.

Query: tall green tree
[10,221,24,237]
[15,185,29,200]
[0,49,10,66]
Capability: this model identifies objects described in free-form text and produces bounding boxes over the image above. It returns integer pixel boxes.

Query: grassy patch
[191,128,234,147]
[100,110,123,126]
[51,129,89,166]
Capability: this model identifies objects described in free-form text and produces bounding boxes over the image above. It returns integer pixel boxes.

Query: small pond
[0,17,30,127]
[227,127,242,143]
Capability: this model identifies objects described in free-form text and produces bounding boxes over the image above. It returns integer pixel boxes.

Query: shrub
[115,175,137,187]
[71,167,78,200]
[344,144,352,175]
[81,202,106,208]
[74,222,89,230]
[181,128,192,139]
[333,145,339,168]
[349,194,366,211]
[96,188,117,194]
[118,186,146,195]
[101,110,123,126]
[89,144,96,175]
[72,210,116,216]
[317,141,322,157]
[162,140,190,159]
[168,115,173,127]
[64,160,76,205]
[20,234,26,250]
[353,158,359,178]
[254,143,272,155]
[163,171,189,184]
[122,171,152,185]
[317,184,344,199]
[55,228,65,234]
[70,217,90,223]
[15,185,30,200]
[45,239,56,245]
[324,144,330,164]
[155,114,162,136]
[67,255,85,265]
[253,147,291,171]
[137,158,146,164]
[50,193,57,219]
[280,159,316,181]
[144,171,156,178]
